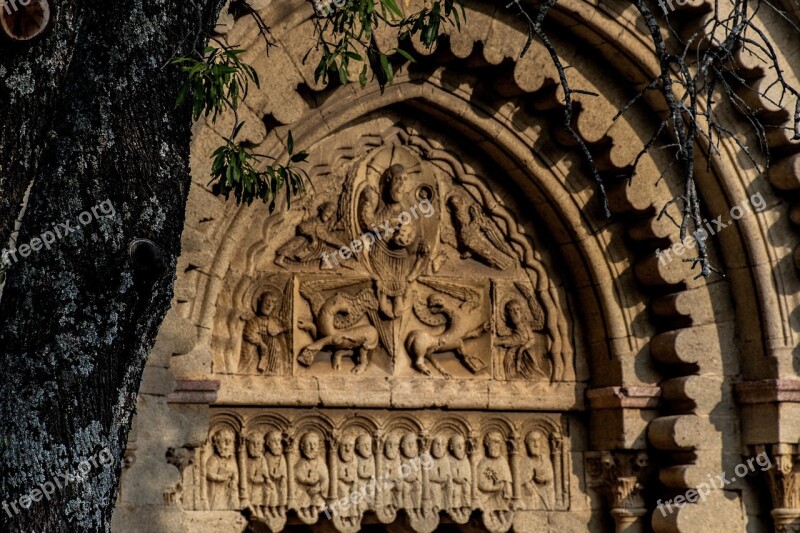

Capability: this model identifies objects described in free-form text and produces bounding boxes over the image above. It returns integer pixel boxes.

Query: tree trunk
[0,0,224,530]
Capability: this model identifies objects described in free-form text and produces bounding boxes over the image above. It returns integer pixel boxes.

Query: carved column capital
[586,450,650,532]
[751,443,800,532]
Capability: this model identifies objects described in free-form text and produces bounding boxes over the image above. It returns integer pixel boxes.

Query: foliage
[210,128,310,211]
[171,0,463,207]
[172,37,309,208]
[172,44,259,122]
[309,0,464,89]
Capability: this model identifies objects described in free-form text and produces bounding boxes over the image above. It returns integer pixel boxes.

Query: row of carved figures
[166,416,570,533]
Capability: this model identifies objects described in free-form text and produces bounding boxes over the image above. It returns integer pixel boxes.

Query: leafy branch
[172,35,309,208]
[211,128,310,211]
[308,0,464,89]
[173,43,259,122]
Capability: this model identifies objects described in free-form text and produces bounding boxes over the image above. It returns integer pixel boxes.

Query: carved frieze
[170,409,571,533]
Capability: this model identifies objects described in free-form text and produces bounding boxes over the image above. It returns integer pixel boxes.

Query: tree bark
[0,0,224,530]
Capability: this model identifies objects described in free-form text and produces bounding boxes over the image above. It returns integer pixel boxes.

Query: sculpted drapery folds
[205,428,239,511]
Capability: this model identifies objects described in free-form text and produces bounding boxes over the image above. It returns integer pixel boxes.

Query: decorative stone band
[587,386,661,451]
[168,408,572,533]
[735,379,800,404]
[586,386,662,410]
[166,380,221,404]
[735,379,800,446]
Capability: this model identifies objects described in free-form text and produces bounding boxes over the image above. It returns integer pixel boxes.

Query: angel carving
[444,193,515,271]
[496,282,553,382]
[405,279,490,379]
[239,284,293,375]
[297,280,380,374]
[274,202,346,269]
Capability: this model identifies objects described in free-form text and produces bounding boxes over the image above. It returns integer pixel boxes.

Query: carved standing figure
[406,280,490,378]
[294,432,329,519]
[274,202,343,268]
[428,435,451,512]
[522,430,555,510]
[356,434,376,512]
[381,434,403,510]
[337,435,359,520]
[477,432,512,513]
[239,287,290,375]
[264,430,288,511]
[497,296,551,382]
[205,428,239,511]
[245,432,270,517]
[400,433,422,510]
[298,281,380,374]
[448,435,472,513]
[357,163,430,318]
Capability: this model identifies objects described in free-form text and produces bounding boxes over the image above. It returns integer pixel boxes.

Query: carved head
[431,436,447,459]
[449,435,466,460]
[525,429,548,458]
[356,435,373,459]
[266,430,283,456]
[339,435,355,462]
[245,432,265,458]
[393,223,417,248]
[211,428,235,459]
[300,432,321,460]
[381,164,408,203]
[483,431,505,459]
[446,193,469,218]
[384,434,400,460]
[258,290,280,316]
[318,202,336,222]
[427,294,447,313]
[401,433,419,459]
[504,299,525,327]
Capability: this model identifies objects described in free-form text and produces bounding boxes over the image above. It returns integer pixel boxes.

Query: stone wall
[112,1,800,532]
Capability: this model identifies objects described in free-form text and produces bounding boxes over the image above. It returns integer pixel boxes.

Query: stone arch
[114,1,800,532]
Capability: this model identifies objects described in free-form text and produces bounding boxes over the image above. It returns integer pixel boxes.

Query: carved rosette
[586,451,650,532]
[171,410,569,533]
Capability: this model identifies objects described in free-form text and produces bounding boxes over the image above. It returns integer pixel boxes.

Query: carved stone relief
[215,131,575,384]
[238,276,293,376]
[169,410,571,533]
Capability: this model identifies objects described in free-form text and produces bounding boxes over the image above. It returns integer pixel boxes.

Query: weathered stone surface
[112,1,800,532]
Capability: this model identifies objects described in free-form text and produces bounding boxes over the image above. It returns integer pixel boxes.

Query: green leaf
[394,48,415,62]
[287,130,294,155]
